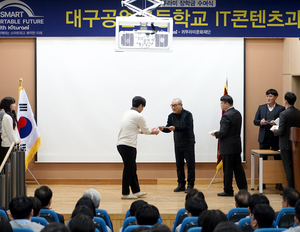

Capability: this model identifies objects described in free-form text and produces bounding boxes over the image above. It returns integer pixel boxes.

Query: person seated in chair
[34,185,65,224]
[284,199,300,232]
[198,209,228,232]
[69,214,95,232]
[0,215,13,232]
[213,221,242,232]
[175,196,207,232]
[276,188,300,219]
[29,196,42,217]
[41,222,70,232]
[135,204,159,226]
[235,189,251,208]
[9,195,44,232]
[250,204,275,230]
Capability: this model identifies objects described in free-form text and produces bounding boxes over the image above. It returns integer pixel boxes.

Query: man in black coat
[211,95,247,197]
[273,92,300,188]
[159,98,195,193]
[253,88,285,190]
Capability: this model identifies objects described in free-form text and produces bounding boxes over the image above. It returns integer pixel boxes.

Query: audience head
[9,195,33,220]
[185,188,205,201]
[149,224,171,232]
[266,89,278,97]
[132,96,146,108]
[136,204,159,225]
[75,197,96,217]
[41,222,70,232]
[72,205,94,219]
[130,200,148,217]
[285,92,297,106]
[251,204,275,230]
[185,197,208,217]
[213,221,242,232]
[294,199,300,226]
[28,196,42,217]
[34,185,53,207]
[82,188,101,208]
[198,209,227,232]
[282,187,300,208]
[69,214,95,232]
[235,189,251,208]
[0,215,13,232]
[248,193,269,214]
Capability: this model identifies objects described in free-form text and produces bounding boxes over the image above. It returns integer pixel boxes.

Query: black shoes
[276,184,284,190]
[257,184,266,190]
[217,191,234,197]
[184,185,193,193]
[174,184,185,192]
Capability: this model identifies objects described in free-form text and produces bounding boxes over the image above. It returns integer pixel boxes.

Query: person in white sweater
[117,96,159,199]
[0,97,19,162]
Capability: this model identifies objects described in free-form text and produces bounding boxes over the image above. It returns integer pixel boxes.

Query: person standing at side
[211,95,247,197]
[273,92,300,188]
[158,98,195,193]
[0,97,19,162]
[117,96,159,200]
[253,89,285,190]
[0,107,5,163]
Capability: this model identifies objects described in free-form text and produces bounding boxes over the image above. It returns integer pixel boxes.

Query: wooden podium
[289,127,300,193]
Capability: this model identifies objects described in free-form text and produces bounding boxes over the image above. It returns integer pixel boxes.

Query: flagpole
[26,168,41,186]
[207,171,223,190]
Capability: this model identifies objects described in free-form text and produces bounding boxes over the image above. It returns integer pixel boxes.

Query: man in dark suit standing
[211,95,247,197]
[273,92,300,188]
[253,89,285,190]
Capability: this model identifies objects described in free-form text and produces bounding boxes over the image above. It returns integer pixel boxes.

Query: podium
[289,127,300,193]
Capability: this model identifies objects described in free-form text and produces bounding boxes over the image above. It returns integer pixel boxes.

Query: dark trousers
[117,145,140,195]
[222,153,247,194]
[281,150,294,188]
[174,145,195,187]
[260,140,281,160]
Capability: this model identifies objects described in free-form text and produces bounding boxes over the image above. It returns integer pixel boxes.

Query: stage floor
[26,182,283,230]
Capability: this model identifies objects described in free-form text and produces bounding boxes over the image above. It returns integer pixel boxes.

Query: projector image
[119,30,170,49]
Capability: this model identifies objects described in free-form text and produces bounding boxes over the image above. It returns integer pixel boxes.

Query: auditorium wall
[0,38,286,182]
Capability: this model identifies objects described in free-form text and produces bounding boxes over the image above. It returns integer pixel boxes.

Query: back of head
[252,204,275,228]
[132,96,146,107]
[213,221,242,232]
[9,195,33,220]
[248,194,269,213]
[0,215,13,232]
[28,196,42,216]
[185,189,205,201]
[130,200,148,217]
[72,205,94,219]
[185,197,208,216]
[41,222,70,232]
[82,188,101,208]
[34,185,53,207]
[75,197,96,216]
[69,214,95,232]
[220,95,233,105]
[198,210,227,232]
[285,92,297,105]
[295,199,300,222]
[235,189,251,208]
[149,224,171,232]
[136,204,159,225]
[283,187,300,207]
[266,89,278,97]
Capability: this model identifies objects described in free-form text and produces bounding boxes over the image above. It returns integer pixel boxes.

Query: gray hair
[82,188,101,208]
[172,98,182,104]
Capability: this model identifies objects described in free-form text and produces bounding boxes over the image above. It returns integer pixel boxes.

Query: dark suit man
[253,89,285,190]
[211,95,247,197]
[273,92,300,188]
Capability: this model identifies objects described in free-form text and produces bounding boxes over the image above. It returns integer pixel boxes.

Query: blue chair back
[238,217,253,232]
[124,209,131,219]
[31,216,49,226]
[40,209,60,223]
[187,226,202,232]
[124,225,152,232]
[93,217,108,232]
[12,228,34,232]
[172,208,187,232]
[227,208,249,222]
[275,207,295,228]
[179,217,198,232]
[0,209,9,220]
[122,216,137,232]
[254,228,287,232]
[96,209,113,231]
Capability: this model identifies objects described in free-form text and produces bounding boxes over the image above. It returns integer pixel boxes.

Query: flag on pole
[17,79,41,170]
[216,80,228,175]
